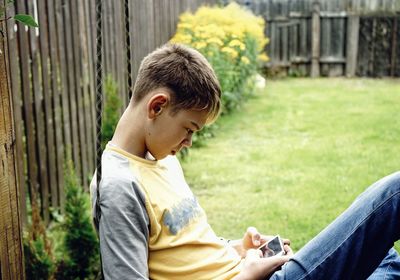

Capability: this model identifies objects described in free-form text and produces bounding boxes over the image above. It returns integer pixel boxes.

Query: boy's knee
[378,171,400,193]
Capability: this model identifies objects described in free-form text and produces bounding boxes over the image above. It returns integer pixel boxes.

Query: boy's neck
[111,105,147,159]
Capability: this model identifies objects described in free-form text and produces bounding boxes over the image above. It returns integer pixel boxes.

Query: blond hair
[132,44,221,123]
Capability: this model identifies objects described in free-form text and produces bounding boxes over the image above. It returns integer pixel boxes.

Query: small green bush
[24,236,54,280]
[101,75,122,149]
[24,151,100,280]
[23,195,55,280]
[53,153,100,279]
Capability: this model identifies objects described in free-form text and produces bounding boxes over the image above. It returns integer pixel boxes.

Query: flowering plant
[171,3,269,114]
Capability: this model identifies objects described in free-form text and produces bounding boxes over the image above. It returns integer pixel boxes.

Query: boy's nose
[182,135,193,148]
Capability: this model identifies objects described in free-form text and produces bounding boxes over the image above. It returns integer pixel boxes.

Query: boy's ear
[148,93,169,119]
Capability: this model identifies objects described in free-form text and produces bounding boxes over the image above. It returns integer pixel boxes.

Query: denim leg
[367,248,400,280]
[270,171,400,280]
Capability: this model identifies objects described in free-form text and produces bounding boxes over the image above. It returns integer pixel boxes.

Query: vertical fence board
[0,7,24,275]
[27,0,50,223]
[37,0,58,209]
[55,0,71,156]
[281,26,288,64]
[46,0,64,209]
[87,0,98,174]
[390,17,397,76]
[70,0,88,187]
[346,15,360,76]
[15,0,38,210]
[311,1,320,77]
[78,0,93,188]
[55,0,69,212]
[64,0,82,181]
[6,5,27,225]
[153,0,162,48]
[1,8,24,280]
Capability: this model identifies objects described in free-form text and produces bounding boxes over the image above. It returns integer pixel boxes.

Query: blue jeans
[270,172,400,280]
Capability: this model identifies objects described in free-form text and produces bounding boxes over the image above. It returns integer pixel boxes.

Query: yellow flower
[241,56,250,64]
[206,37,224,47]
[228,39,246,51]
[258,53,269,62]
[221,47,238,59]
[194,41,207,50]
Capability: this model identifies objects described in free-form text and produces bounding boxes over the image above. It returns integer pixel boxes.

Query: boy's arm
[95,177,150,279]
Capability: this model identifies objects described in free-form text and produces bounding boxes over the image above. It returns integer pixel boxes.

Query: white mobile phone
[258,235,285,258]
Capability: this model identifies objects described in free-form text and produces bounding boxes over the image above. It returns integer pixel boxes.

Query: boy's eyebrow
[191,121,201,131]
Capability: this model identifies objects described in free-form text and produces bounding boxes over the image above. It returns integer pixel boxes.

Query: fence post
[346,14,360,77]
[311,1,320,77]
[0,3,25,278]
[390,17,397,77]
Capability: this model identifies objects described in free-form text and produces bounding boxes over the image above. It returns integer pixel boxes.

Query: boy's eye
[186,128,194,134]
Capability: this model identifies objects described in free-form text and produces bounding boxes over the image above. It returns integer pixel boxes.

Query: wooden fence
[237,0,400,77]
[5,0,217,225]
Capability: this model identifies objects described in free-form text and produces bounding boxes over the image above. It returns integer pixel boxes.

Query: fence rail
[5,0,217,224]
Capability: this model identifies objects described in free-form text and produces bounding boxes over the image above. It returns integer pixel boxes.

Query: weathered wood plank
[6,3,26,225]
[79,0,94,184]
[390,17,397,76]
[281,25,289,63]
[0,0,24,275]
[63,0,82,180]
[346,15,360,76]
[46,0,64,210]
[37,0,58,210]
[26,0,50,223]
[55,0,71,153]
[153,0,162,48]
[15,0,38,211]
[71,0,88,187]
[311,1,320,77]
[87,0,98,176]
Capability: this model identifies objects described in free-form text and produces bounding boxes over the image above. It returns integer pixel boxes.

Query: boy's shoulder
[102,146,183,180]
[101,148,138,182]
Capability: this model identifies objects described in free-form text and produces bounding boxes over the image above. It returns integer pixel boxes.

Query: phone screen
[259,235,284,258]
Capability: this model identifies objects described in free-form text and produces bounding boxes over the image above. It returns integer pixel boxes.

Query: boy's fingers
[283,245,294,257]
[258,254,290,272]
[282,238,291,246]
[247,227,261,246]
[246,248,263,259]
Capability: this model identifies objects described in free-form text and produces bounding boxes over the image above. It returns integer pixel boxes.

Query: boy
[91,43,400,279]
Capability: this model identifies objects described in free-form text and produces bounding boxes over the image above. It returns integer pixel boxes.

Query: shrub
[171,2,269,114]
[23,194,55,280]
[53,153,100,279]
[23,236,54,280]
[101,75,122,149]
[24,151,100,279]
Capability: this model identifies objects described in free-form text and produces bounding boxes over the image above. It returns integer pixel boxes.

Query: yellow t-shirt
[91,144,243,279]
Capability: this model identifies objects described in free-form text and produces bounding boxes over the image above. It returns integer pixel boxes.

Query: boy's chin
[147,150,176,160]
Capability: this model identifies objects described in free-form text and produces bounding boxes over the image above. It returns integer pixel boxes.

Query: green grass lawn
[181,78,400,252]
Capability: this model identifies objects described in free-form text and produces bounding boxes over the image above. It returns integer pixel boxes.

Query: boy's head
[131,43,221,124]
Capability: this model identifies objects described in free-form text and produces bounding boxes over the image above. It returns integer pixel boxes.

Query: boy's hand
[233,227,291,258]
[233,245,293,280]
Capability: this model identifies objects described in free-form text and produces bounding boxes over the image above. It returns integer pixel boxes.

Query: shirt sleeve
[95,176,150,279]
